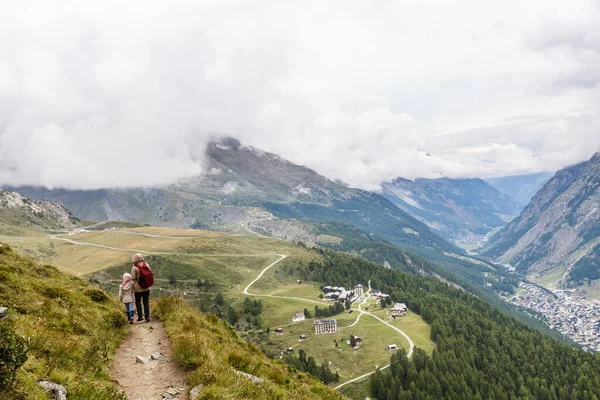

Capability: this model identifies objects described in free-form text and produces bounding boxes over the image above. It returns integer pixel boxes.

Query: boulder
[0,306,8,318]
[39,381,67,400]
[151,352,164,360]
[189,385,204,399]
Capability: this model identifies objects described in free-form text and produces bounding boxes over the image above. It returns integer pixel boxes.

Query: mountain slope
[380,178,520,245]
[0,189,79,230]
[9,138,458,255]
[480,152,600,279]
[0,242,128,399]
[486,171,554,208]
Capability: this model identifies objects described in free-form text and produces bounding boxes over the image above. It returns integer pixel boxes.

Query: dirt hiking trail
[111,320,188,399]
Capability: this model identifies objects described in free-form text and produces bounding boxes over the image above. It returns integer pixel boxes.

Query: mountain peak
[209,136,242,151]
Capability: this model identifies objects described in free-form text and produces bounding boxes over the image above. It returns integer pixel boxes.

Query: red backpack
[137,263,154,289]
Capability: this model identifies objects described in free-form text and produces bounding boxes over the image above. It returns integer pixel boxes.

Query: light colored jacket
[131,263,152,293]
[119,281,134,303]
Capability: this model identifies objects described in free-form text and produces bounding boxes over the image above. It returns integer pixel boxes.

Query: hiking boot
[145,318,151,323]
[129,317,134,324]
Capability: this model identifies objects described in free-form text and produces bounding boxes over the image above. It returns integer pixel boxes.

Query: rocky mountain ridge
[380,177,521,246]
[480,152,600,281]
[0,189,78,228]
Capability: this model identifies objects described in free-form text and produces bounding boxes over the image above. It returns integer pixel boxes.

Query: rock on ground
[189,385,204,400]
[39,381,67,400]
[234,369,264,384]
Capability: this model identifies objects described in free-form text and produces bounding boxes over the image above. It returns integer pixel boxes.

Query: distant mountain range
[8,138,457,255]
[486,172,554,208]
[480,152,600,283]
[381,177,521,246]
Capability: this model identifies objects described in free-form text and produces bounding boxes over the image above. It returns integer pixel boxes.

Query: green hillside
[155,297,344,399]
[0,240,347,399]
[0,242,128,399]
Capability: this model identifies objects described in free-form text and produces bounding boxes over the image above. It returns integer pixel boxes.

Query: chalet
[285,347,294,354]
[298,335,307,342]
[325,291,341,300]
[387,344,398,352]
[274,327,284,335]
[292,312,305,322]
[314,319,338,334]
[337,290,351,302]
[391,303,407,318]
[354,336,364,345]
[371,289,389,300]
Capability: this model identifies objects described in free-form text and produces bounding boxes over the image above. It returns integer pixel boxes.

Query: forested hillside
[296,249,600,399]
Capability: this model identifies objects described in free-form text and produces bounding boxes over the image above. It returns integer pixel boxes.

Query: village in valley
[273,282,409,357]
[506,282,600,352]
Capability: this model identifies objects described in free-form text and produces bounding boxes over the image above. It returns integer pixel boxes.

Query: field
[0,225,435,389]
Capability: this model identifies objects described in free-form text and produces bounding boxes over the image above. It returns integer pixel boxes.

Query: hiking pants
[135,291,151,321]
[124,302,134,319]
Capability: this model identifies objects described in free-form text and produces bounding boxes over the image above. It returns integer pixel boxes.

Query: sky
[0,0,598,190]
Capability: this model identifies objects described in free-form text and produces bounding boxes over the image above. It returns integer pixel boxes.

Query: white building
[354,284,364,298]
[314,319,338,334]
[292,312,305,322]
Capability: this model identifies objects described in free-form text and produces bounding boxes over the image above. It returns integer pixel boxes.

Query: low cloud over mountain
[1,0,598,190]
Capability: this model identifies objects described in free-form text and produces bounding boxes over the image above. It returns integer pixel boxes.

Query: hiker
[119,273,135,324]
[131,253,154,322]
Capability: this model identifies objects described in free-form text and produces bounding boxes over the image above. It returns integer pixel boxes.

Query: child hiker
[119,272,135,324]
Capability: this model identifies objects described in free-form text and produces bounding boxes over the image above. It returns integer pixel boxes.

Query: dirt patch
[110,320,188,399]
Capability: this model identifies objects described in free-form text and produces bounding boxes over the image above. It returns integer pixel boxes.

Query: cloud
[0,0,598,190]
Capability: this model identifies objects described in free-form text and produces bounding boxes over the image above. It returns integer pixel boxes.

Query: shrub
[0,322,28,389]
[84,288,110,303]
[42,285,70,299]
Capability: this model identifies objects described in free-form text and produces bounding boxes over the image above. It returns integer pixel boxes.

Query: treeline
[296,249,600,399]
[284,349,340,385]
[212,294,263,329]
[567,244,600,285]
[313,302,345,318]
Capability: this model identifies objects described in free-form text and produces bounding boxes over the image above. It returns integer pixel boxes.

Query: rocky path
[110,320,188,400]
